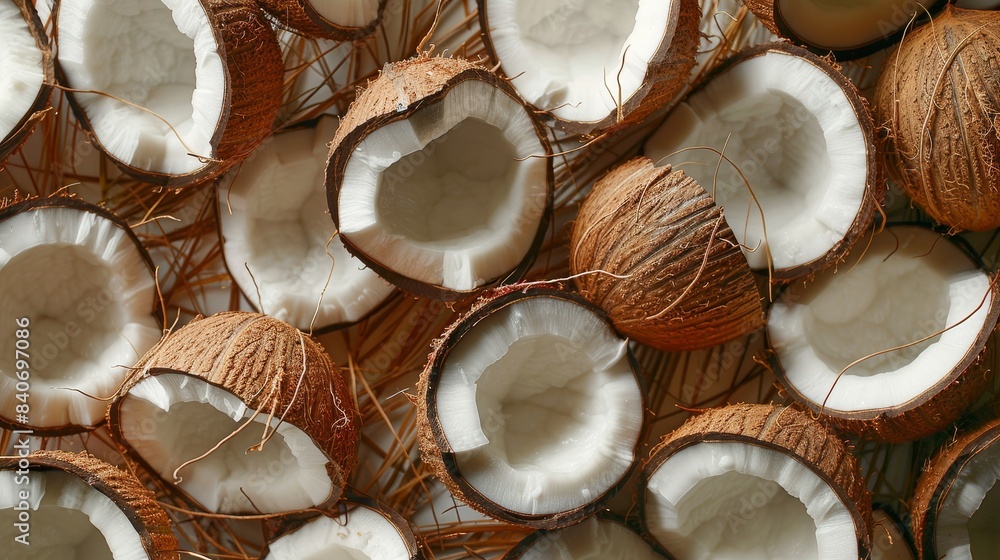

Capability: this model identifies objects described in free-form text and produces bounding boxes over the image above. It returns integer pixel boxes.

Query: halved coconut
[417,286,645,528]
[872,507,917,560]
[479,0,700,134]
[743,0,946,60]
[0,0,53,166]
[645,42,882,281]
[0,450,179,559]
[502,516,662,559]
[326,55,553,300]
[55,0,283,188]
[767,225,999,442]
[219,116,395,332]
[108,311,361,515]
[0,196,161,435]
[258,0,386,40]
[642,403,872,560]
[911,416,1000,560]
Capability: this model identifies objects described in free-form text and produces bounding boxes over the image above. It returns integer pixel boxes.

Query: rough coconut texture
[0,0,53,166]
[478,0,701,135]
[0,450,179,559]
[875,7,1000,232]
[570,157,764,352]
[643,404,873,559]
[109,312,360,512]
[57,0,283,188]
[258,0,387,40]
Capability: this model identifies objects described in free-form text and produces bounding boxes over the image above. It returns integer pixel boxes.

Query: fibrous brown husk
[0,0,54,166]
[875,6,1000,232]
[257,0,387,40]
[570,157,764,352]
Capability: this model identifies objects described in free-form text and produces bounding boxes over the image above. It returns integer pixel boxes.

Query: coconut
[872,507,917,560]
[875,6,1000,232]
[326,55,553,300]
[108,311,361,515]
[642,403,873,560]
[55,0,284,188]
[0,0,53,167]
[569,157,764,352]
[0,450,179,559]
[258,0,387,40]
[502,515,661,559]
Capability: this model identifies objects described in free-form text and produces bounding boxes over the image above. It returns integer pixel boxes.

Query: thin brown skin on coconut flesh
[0,0,53,166]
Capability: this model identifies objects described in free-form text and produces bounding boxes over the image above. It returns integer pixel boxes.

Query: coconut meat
[309,0,381,28]
[768,226,991,413]
[435,296,642,516]
[265,504,410,560]
[221,117,394,330]
[777,0,935,50]
[0,1,45,146]
[57,0,225,175]
[518,517,661,559]
[0,206,160,430]
[485,0,672,124]
[646,50,867,271]
[645,442,857,560]
[935,439,1000,560]
[118,373,334,514]
[0,470,146,559]
[338,79,548,292]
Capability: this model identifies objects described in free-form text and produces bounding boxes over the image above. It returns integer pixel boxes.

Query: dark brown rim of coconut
[477,0,701,136]
[416,284,646,529]
[501,513,655,559]
[639,403,873,558]
[52,0,283,190]
[106,312,361,514]
[258,0,388,40]
[911,417,1000,559]
[325,55,555,302]
[0,450,180,559]
[0,0,54,166]
[742,0,948,60]
[657,41,884,283]
[0,194,160,436]
[764,226,1000,442]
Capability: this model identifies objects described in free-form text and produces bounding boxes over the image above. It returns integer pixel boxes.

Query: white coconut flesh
[768,226,991,413]
[338,80,548,292]
[117,373,334,514]
[645,442,857,560]
[0,206,160,429]
[0,2,45,146]
[934,439,1000,559]
[435,296,642,516]
[776,0,935,50]
[221,117,393,330]
[645,50,867,271]
[517,517,661,559]
[0,470,147,559]
[265,505,410,560]
[56,0,225,175]
[308,0,381,28]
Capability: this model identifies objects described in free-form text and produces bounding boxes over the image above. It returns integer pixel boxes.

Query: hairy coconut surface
[259,0,387,39]
[0,0,52,166]
[570,157,764,352]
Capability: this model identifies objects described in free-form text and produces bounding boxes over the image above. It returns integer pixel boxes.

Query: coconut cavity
[117,373,334,514]
[776,0,935,51]
[0,1,46,148]
[56,0,225,175]
[645,46,869,272]
[509,517,662,559]
[935,440,1000,559]
[264,503,414,560]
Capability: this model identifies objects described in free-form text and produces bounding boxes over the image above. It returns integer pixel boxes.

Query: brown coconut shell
[0,450,179,559]
[641,403,873,558]
[570,156,764,352]
[107,311,361,513]
[478,0,701,136]
[911,416,1000,559]
[875,6,1000,232]
[55,0,283,189]
[325,54,554,301]
[257,0,387,40]
[417,285,644,529]
[0,0,54,166]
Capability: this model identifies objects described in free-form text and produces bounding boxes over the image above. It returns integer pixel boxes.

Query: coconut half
[872,507,917,560]
[503,515,661,559]
[642,403,872,560]
[219,116,394,332]
[258,0,386,40]
[417,287,644,528]
[0,0,53,166]
[327,55,553,300]
[479,0,700,134]
[645,42,882,281]
[0,450,179,559]
[108,312,361,515]
[55,0,283,188]
[0,196,161,435]
[767,225,999,442]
